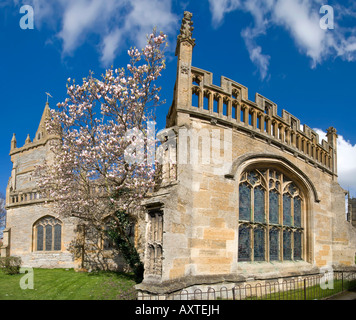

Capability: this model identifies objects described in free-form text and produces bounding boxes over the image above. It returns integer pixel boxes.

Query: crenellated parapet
[167,11,338,177]
[190,67,336,173]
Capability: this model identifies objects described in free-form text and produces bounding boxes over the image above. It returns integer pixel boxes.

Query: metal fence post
[341,272,344,292]
[136,270,356,301]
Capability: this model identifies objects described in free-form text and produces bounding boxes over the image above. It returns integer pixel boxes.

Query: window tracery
[34,216,62,251]
[146,209,163,276]
[238,168,304,262]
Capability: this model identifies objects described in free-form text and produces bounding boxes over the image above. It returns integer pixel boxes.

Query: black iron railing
[137,270,356,300]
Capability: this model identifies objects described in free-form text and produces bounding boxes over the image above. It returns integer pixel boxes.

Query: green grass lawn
[0,268,137,300]
[2,268,354,301]
[241,278,356,300]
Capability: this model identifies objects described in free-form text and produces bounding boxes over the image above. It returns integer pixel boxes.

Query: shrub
[0,256,22,275]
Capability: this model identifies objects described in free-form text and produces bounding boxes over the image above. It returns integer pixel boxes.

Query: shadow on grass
[0,268,138,300]
[86,270,136,282]
[348,286,356,293]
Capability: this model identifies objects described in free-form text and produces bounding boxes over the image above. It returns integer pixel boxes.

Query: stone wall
[6,202,76,268]
[349,197,356,228]
[4,103,140,271]
[138,116,356,295]
[136,11,356,295]
[4,104,77,268]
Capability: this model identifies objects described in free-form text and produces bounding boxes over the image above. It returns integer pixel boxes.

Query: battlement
[190,67,336,173]
[167,11,338,177]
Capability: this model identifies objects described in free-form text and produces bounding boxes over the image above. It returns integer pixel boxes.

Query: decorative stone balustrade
[6,184,116,208]
[8,190,46,207]
[182,66,336,175]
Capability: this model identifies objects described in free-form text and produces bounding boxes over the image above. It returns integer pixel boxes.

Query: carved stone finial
[11,133,17,150]
[327,126,337,135]
[176,11,195,51]
[25,134,32,145]
[326,126,338,147]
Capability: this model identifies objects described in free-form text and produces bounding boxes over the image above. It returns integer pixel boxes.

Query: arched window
[34,216,62,251]
[238,169,304,262]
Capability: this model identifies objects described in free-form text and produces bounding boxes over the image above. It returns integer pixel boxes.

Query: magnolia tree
[36,30,167,279]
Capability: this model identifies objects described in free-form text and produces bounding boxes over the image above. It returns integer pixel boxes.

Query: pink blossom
[35,29,167,227]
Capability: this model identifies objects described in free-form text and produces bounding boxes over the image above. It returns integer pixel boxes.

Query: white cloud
[15,0,178,66]
[207,0,356,79]
[272,0,327,67]
[122,0,178,49]
[241,27,270,80]
[238,0,271,80]
[335,136,356,197]
[208,0,241,26]
[58,0,116,54]
[100,28,122,67]
[314,128,356,197]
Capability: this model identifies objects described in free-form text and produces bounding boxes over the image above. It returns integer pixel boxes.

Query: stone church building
[2,12,356,296]
[348,195,356,228]
[1,103,76,268]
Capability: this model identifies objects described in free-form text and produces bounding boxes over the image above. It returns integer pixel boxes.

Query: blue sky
[1,0,356,198]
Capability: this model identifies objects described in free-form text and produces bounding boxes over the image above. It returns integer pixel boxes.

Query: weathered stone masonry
[2,103,75,267]
[136,11,356,296]
[1,11,355,294]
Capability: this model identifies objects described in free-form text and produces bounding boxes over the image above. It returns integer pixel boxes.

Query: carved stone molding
[180,63,190,75]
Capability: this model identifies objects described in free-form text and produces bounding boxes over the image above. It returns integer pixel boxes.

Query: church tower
[2,102,76,267]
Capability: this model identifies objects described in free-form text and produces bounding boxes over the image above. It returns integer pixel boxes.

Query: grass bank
[0,268,137,300]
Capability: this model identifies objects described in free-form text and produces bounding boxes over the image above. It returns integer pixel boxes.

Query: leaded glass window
[45,225,52,251]
[239,183,251,221]
[37,225,44,251]
[294,231,302,260]
[294,197,302,228]
[34,216,62,251]
[269,228,279,261]
[254,187,265,223]
[269,190,279,224]
[254,227,265,261]
[238,168,305,262]
[54,224,62,251]
[283,229,292,260]
[238,225,251,262]
[283,194,292,226]
[247,171,260,185]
